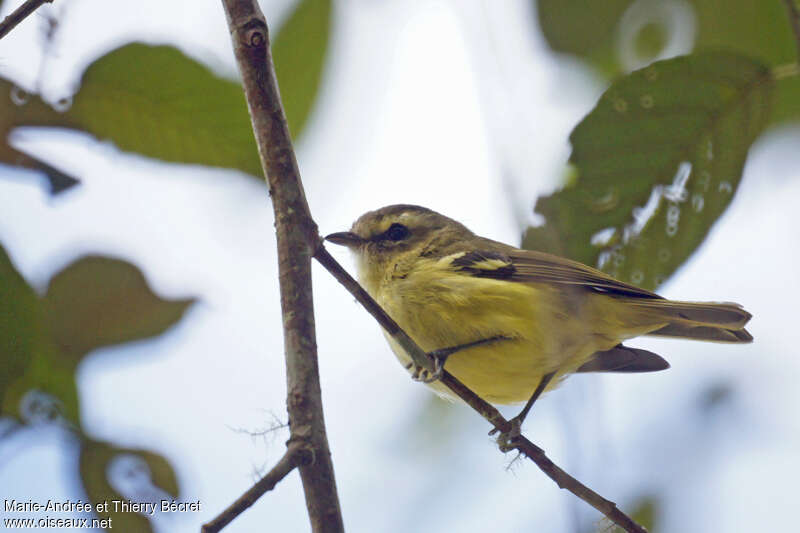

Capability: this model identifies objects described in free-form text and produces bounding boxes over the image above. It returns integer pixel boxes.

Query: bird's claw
[405,362,443,383]
[489,417,523,452]
[406,337,508,384]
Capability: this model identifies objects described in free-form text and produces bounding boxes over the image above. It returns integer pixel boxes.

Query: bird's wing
[575,344,670,373]
[450,247,662,300]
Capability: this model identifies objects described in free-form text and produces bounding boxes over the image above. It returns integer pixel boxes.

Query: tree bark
[221,1,344,531]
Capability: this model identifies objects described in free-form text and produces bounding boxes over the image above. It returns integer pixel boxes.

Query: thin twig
[313,246,647,533]
[0,0,53,40]
[785,0,800,61]
[220,1,344,532]
[201,445,306,533]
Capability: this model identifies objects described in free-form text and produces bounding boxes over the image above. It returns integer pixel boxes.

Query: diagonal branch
[313,247,647,533]
[220,1,343,532]
[0,0,53,40]
[201,445,308,533]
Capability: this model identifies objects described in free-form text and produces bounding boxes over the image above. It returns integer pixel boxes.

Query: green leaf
[80,439,180,533]
[523,52,773,290]
[535,0,799,124]
[1,42,264,189]
[5,350,81,425]
[536,0,633,76]
[272,0,332,137]
[0,244,80,423]
[1,250,195,424]
[628,496,658,531]
[0,244,40,413]
[44,255,195,362]
[65,44,264,177]
[2,8,332,192]
[0,79,81,192]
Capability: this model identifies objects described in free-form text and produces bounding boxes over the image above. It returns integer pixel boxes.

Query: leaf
[628,496,658,531]
[80,439,180,533]
[0,79,81,192]
[0,244,40,412]
[272,0,332,137]
[536,0,633,76]
[44,255,195,362]
[535,0,800,124]
[1,8,332,192]
[523,52,773,290]
[64,44,264,177]
[0,244,81,423]
[1,42,263,190]
[1,251,195,424]
[0,8,331,193]
[5,350,82,424]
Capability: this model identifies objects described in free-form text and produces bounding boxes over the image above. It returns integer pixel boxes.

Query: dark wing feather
[576,344,670,373]
[451,251,516,278]
[506,249,662,299]
[450,244,662,300]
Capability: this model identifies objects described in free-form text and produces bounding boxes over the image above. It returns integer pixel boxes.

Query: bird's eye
[386,223,410,241]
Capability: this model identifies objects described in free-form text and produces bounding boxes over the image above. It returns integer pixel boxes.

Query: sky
[1,0,799,532]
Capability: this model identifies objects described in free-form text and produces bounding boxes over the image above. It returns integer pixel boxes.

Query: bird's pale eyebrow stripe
[450,251,516,279]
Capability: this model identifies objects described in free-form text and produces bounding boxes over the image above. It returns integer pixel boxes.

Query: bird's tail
[626,299,753,343]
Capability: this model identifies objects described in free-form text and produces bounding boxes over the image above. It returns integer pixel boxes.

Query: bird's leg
[490,371,556,450]
[408,335,511,383]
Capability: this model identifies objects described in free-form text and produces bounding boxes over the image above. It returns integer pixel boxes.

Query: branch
[436,373,646,532]
[220,1,343,532]
[313,247,647,533]
[0,0,53,40]
[785,0,800,61]
[201,445,308,533]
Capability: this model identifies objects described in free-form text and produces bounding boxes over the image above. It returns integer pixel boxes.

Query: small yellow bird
[326,205,752,427]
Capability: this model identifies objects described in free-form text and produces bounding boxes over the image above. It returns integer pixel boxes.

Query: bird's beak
[324,231,364,248]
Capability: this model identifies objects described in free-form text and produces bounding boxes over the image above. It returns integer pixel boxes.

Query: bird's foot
[489,416,524,452]
[404,346,453,383]
[405,362,442,383]
[408,336,512,383]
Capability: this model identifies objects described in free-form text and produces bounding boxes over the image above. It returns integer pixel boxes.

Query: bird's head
[325,205,474,286]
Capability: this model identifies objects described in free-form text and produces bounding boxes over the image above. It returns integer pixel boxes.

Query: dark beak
[325,231,364,248]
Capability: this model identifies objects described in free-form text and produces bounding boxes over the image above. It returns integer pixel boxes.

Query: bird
[326,204,752,431]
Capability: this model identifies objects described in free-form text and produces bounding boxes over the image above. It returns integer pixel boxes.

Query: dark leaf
[523,52,773,290]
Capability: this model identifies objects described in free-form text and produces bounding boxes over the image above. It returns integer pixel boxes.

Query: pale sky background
[1,0,799,532]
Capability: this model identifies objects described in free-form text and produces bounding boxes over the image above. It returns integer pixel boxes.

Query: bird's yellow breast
[361,253,618,404]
